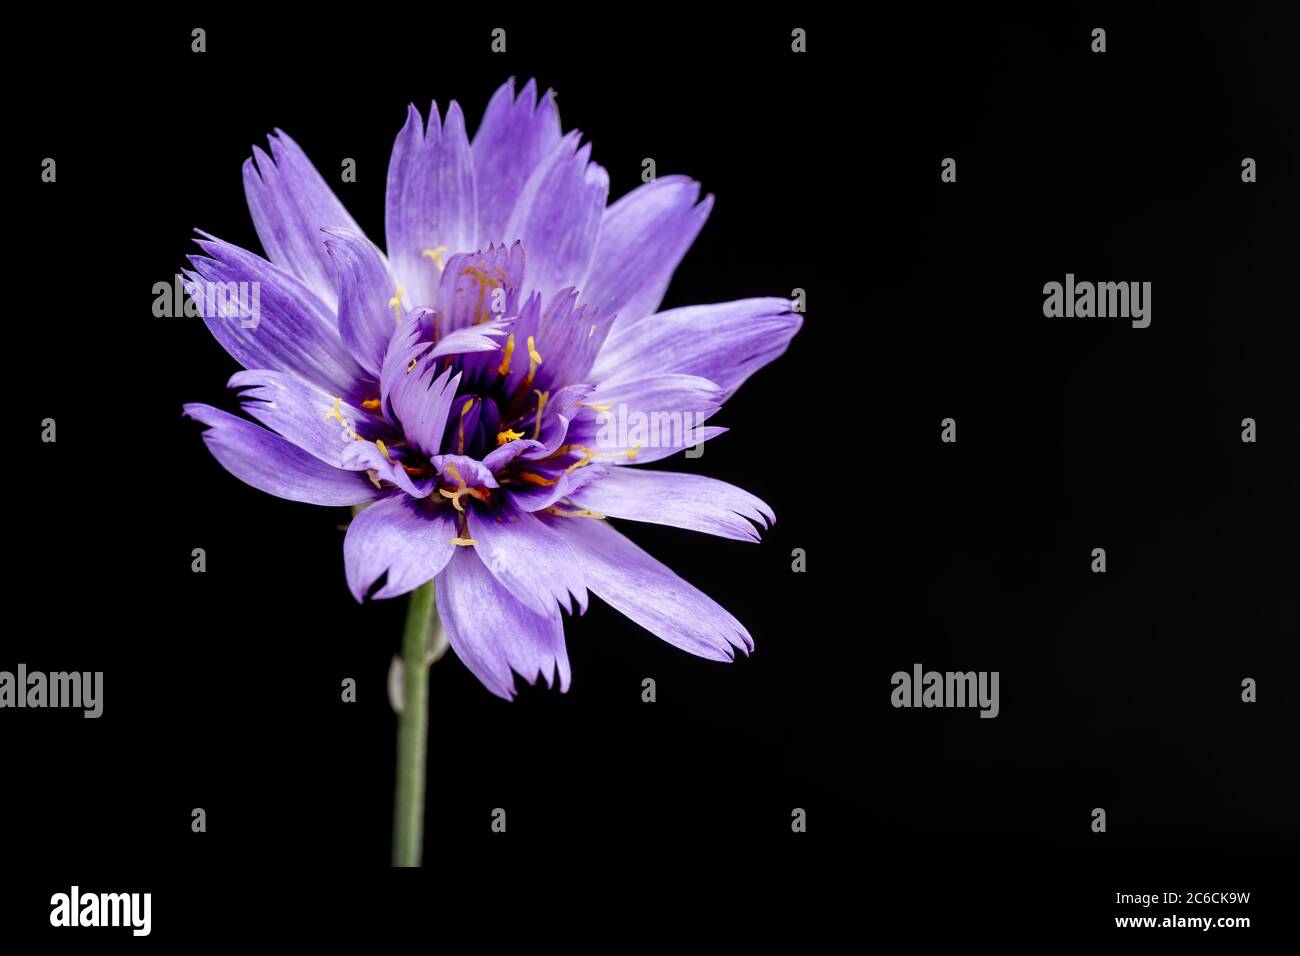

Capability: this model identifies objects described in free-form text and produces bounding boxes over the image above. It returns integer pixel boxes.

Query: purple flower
[183,78,800,699]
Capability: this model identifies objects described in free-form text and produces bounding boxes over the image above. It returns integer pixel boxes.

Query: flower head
[183,78,800,698]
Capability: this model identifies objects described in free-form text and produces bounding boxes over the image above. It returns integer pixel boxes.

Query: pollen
[421,246,448,270]
[497,428,524,445]
[361,398,381,411]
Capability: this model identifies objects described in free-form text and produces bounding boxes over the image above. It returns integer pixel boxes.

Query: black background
[7,4,1297,942]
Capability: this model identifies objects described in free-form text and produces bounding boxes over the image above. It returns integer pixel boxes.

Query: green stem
[392,578,437,867]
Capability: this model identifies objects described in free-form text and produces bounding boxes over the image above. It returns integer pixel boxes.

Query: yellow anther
[439,487,466,512]
[421,246,448,270]
[375,439,393,463]
[532,389,549,439]
[626,442,641,461]
[543,506,606,519]
[407,357,418,372]
[459,265,503,325]
[577,401,612,412]
[366,470,382,489]
[497,428,525,445]
[324,396,346,424]
[496,333,515,378]
[519,336,543,393]
[565,450,594,473]
[388,286,405,325]
[361,398,381,411]
[517,471,559,487]
[457,399,476,455]
[450,537,478,547]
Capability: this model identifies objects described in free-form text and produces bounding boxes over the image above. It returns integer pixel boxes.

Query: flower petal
[563,373,726,464]
[464,496,587,616]
[387,358,461,458]
[228,369,391,467]
[436,546,572,699]
[583,176,713,328]
[325,229,402,378]
[569,468,772,542]
[385,102,477,309]
[503,131,608,303]
[183,403,379,506]
[591,297,801,401]
[343,494,457,601]
[242,130,362,310]
[543,515,752,661]
[504,460,609,513]
[472,78,561,245]
[435,242,526,335]
[186,235,369,401]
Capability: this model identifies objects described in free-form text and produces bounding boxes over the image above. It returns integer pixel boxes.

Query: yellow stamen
[439,487,466,512]
[519,336,543,393]
[407,357,418,372]
[421,246,448,270]
[497,428,524,445]
[375,439,393,463]
[532,389,549,439]
[517,471,559,487]
[450,537,478,547]
[323,396,346,424]
[565,450,594,473]
[388,286,405,325]
[361,398,381,411]
[576,401,612,412]
[543,506,606,519]
[366,470,382,490]
[457,398,476,455]
[625,441,641,461]
[496,334,515,379]
[460,265,503,325]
